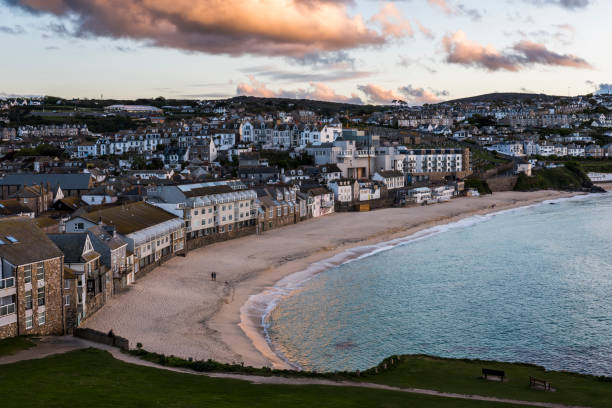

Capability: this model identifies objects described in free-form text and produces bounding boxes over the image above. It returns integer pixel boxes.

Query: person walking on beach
[211,272,216,281]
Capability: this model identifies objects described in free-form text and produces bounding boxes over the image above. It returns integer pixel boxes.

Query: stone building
[48,233,108,326]
[0,217,65,339]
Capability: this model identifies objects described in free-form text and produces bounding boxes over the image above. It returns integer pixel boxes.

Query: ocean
[259,193,612,376]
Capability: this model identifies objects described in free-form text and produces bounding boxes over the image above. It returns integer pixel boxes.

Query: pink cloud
[237,77,363,104]
[442,30,591,71]
[415,20,434,39]
[428,0,454,15]
[8,0,413,57]
[370,3,413,38]
[357,84,403,104]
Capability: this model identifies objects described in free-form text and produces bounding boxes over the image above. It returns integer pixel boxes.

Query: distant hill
[224,96,379,115]
[440,92,564,105]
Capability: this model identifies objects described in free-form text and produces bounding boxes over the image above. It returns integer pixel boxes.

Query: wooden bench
[482,368,505,381]
[529,376,552,391]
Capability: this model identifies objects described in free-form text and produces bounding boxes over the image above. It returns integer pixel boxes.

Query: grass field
[365,355,611,408]
[0,336,36,357]
[0,348,520,408]
[1,345,610,407]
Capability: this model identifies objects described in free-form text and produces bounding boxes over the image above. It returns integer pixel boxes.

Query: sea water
[263,193,612,375]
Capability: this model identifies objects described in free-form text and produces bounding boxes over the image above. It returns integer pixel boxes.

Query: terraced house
[48,233,107,327]
[65,202,185,276]
[146,180,258,244]
[0,217,65,339]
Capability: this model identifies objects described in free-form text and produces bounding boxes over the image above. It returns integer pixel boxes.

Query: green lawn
[0,349,529,408]
[363,355,611,408]
[0,336,36,357]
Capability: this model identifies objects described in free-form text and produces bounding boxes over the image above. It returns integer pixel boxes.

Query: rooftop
[82,202,179,235]
[0,217,63,265]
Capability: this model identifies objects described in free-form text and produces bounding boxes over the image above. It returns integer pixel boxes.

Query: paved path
[0,336,591,408]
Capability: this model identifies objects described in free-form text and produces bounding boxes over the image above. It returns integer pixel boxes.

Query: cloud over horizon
[237,76,364,104]
[3,0,413,57]
[442,30,592,71]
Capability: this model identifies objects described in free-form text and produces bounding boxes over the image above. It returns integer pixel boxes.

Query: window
[65,295,71,306]
[229,215,232,220]
[194,210,199,215]
[25,290,32,310]
[201,219,206,226]
[277,208,282,217]
[25,314,33,330]
[219,226,225,233]
[0,295,15,316]
[36,262,44,281]
[64,279,70,289]
[74,222,84,231]
[228,205,232,210]
[269,209,273,218]
[37,287,45,306]
[228,225,233,232]
[222,216,226,222]
[37,311,45,326]
[24,264,32,283]
[222,205,226,211]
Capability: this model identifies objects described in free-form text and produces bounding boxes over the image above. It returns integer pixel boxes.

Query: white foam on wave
[238,192,605,370]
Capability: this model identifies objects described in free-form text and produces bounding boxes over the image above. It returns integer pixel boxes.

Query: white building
[407,187,432,204]
[401,148,465,174]
[146,180,258,239]
[489,143,524,157]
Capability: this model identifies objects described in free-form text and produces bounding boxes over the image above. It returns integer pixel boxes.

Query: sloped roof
[0,199,33,216]
[48,233,96,264]
[377,170,404,178]
[87,225,127,251]
[183,185,234,197]
[0,173,92,190]
[34,216,59,229]
[0,217,63,265]
[82,201,179,235]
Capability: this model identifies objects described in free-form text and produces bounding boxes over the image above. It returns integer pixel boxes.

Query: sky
[0,0,610,104]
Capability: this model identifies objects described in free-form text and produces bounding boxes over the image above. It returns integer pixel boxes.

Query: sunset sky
[0,0,609,104]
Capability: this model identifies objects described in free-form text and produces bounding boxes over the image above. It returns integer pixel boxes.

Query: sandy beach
[84,190,581,369]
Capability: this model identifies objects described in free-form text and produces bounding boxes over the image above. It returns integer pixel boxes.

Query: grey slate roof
[0,217,63,265]
[47,233,92,264]
[0,173,92,190]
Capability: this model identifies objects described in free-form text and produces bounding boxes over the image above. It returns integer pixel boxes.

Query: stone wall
[74,327,129,350]
[15,256,65,337]
[85,291,107,320]
[186,225,257,251]
[486,175,518,192]
[0,322,17,339]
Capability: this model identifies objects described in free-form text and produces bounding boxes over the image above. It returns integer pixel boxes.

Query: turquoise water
[264,194,612,376]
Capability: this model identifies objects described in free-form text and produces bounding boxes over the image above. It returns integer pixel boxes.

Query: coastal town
[0,92,611,341]
[2,0,612,405]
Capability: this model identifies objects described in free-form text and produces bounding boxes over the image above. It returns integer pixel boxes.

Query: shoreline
[83,191,585,369]
[237,191,596,370]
